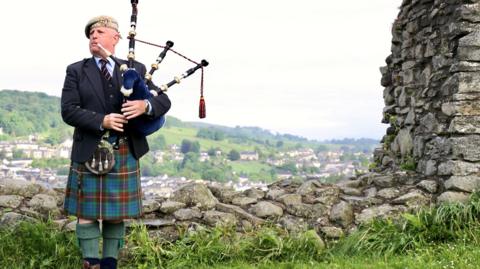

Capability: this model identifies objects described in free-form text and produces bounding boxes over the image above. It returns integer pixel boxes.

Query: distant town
[0,131,376,198]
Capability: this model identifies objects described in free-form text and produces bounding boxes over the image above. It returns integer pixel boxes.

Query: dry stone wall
[0,174,438,239]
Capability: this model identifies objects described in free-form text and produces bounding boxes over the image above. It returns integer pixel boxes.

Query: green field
[230,160,272,174]
[153,126,268,153]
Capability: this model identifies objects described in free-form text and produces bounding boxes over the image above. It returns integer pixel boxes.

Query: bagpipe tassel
[199,96,206,118]
[198,64,206,119]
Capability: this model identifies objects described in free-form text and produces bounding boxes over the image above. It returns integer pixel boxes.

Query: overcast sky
[0,0,402,141]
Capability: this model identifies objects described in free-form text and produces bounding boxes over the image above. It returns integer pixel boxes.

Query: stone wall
[0,175,440,239]
[374,0,480,201]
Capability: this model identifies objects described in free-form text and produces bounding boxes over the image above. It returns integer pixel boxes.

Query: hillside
[0,89,379,152]
[0,90,72,144]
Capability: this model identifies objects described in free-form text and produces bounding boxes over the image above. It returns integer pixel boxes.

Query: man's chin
[90,48,101,55]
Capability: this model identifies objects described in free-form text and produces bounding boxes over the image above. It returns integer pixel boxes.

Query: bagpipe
[99,0,208,136]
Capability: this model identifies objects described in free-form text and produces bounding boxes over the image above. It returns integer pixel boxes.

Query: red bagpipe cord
[134,38,206,118]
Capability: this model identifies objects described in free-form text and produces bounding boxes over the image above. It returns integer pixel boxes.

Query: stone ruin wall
[374,0,480,201]
[2,0,480,240]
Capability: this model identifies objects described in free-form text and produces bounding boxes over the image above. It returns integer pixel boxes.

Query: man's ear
[113,34,120,45]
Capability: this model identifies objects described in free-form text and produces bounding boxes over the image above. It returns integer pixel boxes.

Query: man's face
[89,27,119,58]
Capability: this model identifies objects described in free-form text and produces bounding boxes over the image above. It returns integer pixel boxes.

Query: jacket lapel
[113,57,124,93]
[83,57,106,111]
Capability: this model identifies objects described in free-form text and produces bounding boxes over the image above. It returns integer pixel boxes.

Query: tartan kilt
[64,140,143,220]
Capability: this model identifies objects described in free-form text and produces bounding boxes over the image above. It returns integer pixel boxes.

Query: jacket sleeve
[60,64,105,134]
[147,81,171,119]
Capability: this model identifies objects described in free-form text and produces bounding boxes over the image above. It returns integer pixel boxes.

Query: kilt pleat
[64,141,143,220]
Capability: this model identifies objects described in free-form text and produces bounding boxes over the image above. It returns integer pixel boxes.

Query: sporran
[85,132,115,175]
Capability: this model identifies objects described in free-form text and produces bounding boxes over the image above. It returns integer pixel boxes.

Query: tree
[191,141,201,153]
[213,130,225,141]
[196,128,213,139]
[254,146,265,160]
[280,162,298,174]
[180,139,192,153]
[150,134,167,150]
[201,167,227,182]
[228,149,240,161]
[181,139,200,154]
[179,152,200,170]
[12,149,26,159]
[316,145,329,153]
[141,162,154,176]
[276,141,284,148]
[45,128,71,145]
[207,147,220,157]
[197,128,225,141]
[302,166,320,174]
[57,166,70,176]
[2,111,35,136]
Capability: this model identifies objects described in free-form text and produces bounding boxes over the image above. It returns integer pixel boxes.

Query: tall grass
[333,192,480,256]
[0,220,81,269]
[122,224,324,268]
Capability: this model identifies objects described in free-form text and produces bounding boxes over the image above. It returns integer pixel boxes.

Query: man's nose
[90,31,99,39]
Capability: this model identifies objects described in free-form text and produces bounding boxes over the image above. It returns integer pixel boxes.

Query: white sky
[0,0,402,141]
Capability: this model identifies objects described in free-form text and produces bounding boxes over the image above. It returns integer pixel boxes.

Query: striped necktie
[99,59,112,80]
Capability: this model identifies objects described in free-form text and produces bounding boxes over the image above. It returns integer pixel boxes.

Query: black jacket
[61,57,171,162]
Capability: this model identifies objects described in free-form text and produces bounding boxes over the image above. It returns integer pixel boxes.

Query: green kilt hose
[64,139,143,220]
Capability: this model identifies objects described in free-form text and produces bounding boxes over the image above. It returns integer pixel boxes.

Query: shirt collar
[94,56,115,68]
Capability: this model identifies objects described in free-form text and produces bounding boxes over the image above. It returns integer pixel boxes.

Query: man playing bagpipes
[61,15,171,269]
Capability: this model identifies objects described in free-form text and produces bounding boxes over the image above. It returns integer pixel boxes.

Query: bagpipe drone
[98,0,209,136]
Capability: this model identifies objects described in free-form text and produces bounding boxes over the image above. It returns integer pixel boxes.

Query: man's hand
[102,113,128,132]
[121,100,147,119]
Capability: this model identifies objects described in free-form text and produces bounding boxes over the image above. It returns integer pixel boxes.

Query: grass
[154,126,260,152]
[230,160,272,174]
[199,243,480,269]
[0,220,81,268]
[122,225,324,268]
[4,192,480,268]
[333,192,480,257]
[152,125,325,155]
[319,241,480,269]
